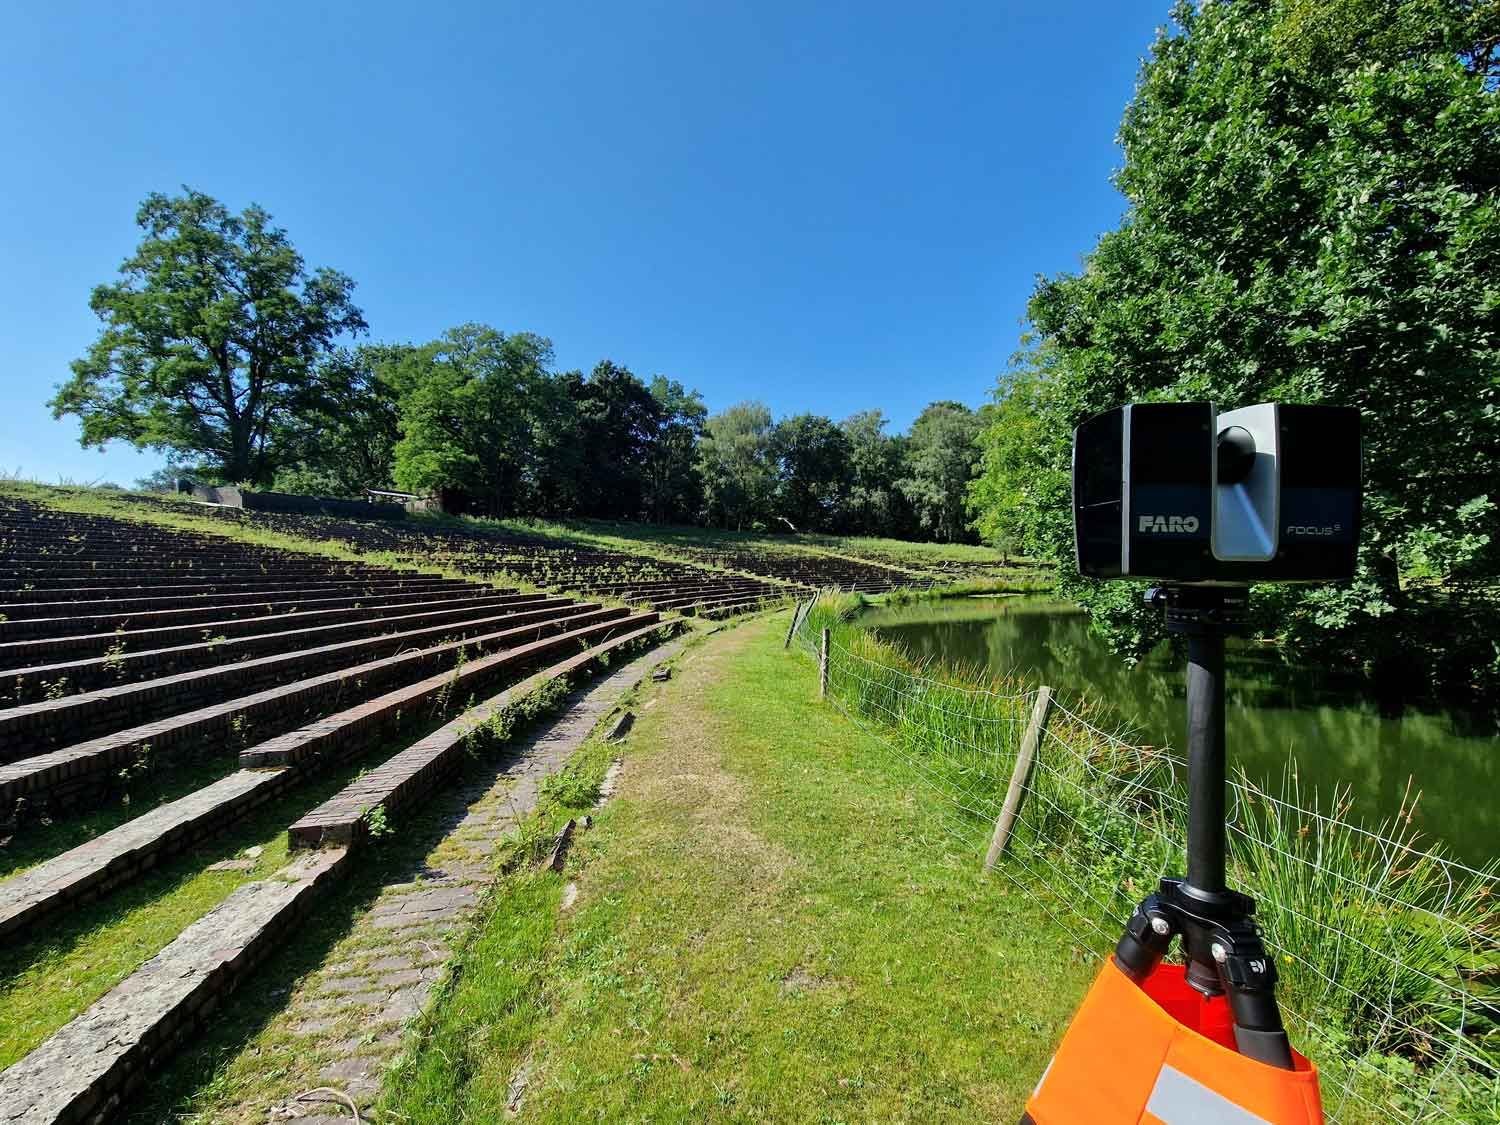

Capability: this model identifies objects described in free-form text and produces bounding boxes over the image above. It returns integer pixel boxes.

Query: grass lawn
[387,611,1094,1123]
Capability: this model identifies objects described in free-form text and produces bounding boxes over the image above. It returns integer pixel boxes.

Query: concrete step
[0,847,349,1125]
[290,615,671,849]
[0,599,592,753]
[0,606,631,817]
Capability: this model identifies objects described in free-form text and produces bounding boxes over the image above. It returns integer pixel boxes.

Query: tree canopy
[52,189,366,484]
[969,0,1500,701]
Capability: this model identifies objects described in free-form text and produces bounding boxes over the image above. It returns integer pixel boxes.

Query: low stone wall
[192,486,407,521]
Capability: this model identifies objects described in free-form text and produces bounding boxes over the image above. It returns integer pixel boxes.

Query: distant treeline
[53,190,982,541]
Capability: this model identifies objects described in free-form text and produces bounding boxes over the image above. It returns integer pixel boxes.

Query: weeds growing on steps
[795,591,1499,1123]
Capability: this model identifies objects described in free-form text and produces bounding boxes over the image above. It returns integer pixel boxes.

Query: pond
[861,595,1499,868]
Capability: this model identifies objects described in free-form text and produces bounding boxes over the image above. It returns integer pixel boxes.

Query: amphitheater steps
[0,598,593,750]
[0,583,497,638]
[289,615,668,849]
[0,767,293,940]
[0,588,526,665]
[0,576,473,612]
[0,606,632,814]
[0,610,659,942]
[0,847,349,1125]
[0,592,563,698]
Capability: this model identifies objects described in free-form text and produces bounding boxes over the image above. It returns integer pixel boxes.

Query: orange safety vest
[1025,960,1322,1124]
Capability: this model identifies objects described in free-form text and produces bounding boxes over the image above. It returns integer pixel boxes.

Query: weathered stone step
[0,588,524,666]
[0,847,348,1125]
[0,598,590,754]
[290,615,671,849]
[0,575,473,611]
[0,613,670,942]
[0,593,563,697]
[240,612,656,770]
[0,605,631,816]
[0,768,293,939]
[0,563,418,583]
[0,582,495,639]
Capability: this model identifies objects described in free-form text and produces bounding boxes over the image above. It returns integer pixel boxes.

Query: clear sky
[0,0,1166,486]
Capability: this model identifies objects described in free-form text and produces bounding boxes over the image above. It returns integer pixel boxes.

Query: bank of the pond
[861,594,1500,867]
[797,591,1497,1124]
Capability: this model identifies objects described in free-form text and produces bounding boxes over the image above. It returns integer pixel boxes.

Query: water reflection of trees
[869,599,1500,866]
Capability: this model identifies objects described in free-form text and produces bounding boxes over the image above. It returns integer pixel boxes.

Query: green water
[862,596,1499,868]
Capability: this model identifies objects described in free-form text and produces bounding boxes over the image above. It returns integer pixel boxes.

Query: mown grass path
[394,612,1093,1122]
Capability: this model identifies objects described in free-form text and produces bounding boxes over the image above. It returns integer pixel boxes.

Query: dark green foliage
[840,410,914,538]
[971,0,1500,703]
[643,376,708,523]
[770,413,852,531]
[698,401,778,530]
[52,189,367,484]
[898,401,981,542]
[391,324,569,517]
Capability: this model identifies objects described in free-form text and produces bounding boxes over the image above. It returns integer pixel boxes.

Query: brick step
[0,605,632,817]
[0,768,294,940]
[697,593,787,619]
[0,588,526,666]
[290,614,670,849]
[0,847,348,1125]
[0,582,495,638]
[0,574,469,605]
[0,575,473,609]
[0,548,330,565]
[0,562,419,580]
[0,609,648,940]
[646,586,781,610]
[0,593,565,698]
[0,598,593,756]
[589,579,773,597]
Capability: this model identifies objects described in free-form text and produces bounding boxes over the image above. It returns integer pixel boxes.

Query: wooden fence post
[983,685,1054,871]
[784,598,807,648]
[819,628,830,698]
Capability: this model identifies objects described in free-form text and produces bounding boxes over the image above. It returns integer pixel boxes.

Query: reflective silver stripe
[1145,1064,1275,1125]
[1033,1054,1055,1098]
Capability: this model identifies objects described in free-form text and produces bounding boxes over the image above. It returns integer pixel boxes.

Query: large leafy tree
[698,401,777,530]
[840,409,910,537]
[52,189,366,484]
[771,413,852,531]
[391,325,565,516]
[274,344,409,497]
[644,376,708,524]
[561,361,662,519]
[973,0,1500,699]
[898,401,981,542]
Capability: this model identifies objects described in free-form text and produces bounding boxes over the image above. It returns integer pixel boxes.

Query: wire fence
[791,598,1499,1125]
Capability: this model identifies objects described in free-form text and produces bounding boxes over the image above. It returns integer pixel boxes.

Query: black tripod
[1111,585,1295,1069]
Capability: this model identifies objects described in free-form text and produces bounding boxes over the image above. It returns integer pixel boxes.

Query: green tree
[391,325,563,516]
[275,344,408,496]
[840,409,909,537]
[978,0,1500,699]
[52,189,366,484]
[898,401,981,542]
[967,361,1065,558]
[698,401,777,530]
[644,376,708,524]
[771,413,852,531]
[561,361,662,519]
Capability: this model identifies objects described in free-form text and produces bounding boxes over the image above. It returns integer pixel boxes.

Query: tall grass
[794,592,1499,1123]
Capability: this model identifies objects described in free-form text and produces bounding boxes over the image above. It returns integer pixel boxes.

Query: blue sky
[0,1,1166,486]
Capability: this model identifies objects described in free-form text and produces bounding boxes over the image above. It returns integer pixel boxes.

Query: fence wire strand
[792,602,1500,1125]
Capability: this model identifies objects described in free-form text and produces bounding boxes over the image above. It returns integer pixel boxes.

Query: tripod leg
[1217,931,1295,1069]
[1113,894,1174,983]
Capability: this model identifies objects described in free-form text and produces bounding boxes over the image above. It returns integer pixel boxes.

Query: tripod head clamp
[1144,584,1249,636]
